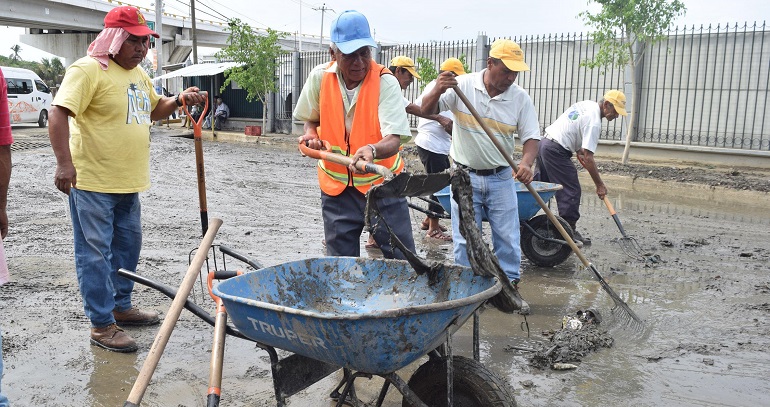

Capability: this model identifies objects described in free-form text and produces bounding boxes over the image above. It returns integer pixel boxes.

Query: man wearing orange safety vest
[294,10,415,259]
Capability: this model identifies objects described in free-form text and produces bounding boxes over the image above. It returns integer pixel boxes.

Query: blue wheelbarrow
[427,181,576,267]
[120,246,517,407]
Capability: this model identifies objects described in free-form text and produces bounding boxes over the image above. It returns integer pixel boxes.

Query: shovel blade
[368,171,451,199]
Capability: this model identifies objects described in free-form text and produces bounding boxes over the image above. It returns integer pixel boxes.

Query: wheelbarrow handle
[299,140,393,179]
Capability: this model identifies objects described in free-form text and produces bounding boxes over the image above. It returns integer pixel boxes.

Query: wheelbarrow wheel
[402,355,516,407]
[521,214,574,267]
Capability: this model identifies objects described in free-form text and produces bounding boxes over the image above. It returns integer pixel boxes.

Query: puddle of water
[395,174,770,406]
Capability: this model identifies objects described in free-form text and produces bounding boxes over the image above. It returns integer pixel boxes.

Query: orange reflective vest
[317,60,404,196]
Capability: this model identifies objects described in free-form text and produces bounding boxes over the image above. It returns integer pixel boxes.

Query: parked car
[1,66,52,127]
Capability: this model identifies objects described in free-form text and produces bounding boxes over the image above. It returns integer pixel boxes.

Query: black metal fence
[274,21,769,151]
[637,22,769,150]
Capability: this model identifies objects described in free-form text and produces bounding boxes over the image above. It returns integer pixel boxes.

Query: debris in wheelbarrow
[528,308,614,370]
[213,257,501,374]
[212,255,517,406]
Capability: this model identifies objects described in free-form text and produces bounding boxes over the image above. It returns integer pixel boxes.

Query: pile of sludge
[529,309,615,370]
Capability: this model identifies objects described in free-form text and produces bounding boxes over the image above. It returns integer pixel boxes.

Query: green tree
[458,54,471,75]
[139,58,155,78]
[38,58,65,87]
[216,19,285,131]
[50,58,65,86]
[416,58,437,92]
[8,44,22,62]
[579,0,686,164]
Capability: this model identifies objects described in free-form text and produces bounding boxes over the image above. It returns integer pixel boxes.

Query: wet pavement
[2,125,769,406]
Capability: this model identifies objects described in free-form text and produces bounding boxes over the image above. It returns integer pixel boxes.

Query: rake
[602,196,648,261]
[452,85,644,330]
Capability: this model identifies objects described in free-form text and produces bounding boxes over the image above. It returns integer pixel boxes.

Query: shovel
[181,92,210,235]
[124,218,223,407]
[451,85,643,328]
[298,141,450,199]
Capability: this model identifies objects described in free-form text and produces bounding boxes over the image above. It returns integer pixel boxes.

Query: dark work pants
[535,138,581,227]
[321,186,415,260]
[416,146,451,218]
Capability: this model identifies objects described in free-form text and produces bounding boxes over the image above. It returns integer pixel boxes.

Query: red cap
[104,6,159,38]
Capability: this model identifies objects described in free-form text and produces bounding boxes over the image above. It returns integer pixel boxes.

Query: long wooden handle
[298,142,393,179]
[124,218,223,407]
[452,85,590,268]
[206,300,228,407]
[602,196,630,238]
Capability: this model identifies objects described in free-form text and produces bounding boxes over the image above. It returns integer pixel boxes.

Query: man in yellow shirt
[48,6,206,353]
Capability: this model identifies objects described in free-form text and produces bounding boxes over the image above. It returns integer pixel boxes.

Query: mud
[2,124,769,406]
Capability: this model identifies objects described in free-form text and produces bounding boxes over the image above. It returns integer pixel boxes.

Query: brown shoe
[113,307,161,326]
[90,324,138,353]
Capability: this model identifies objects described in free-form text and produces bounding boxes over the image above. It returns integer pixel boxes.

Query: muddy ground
[2,124,769,406]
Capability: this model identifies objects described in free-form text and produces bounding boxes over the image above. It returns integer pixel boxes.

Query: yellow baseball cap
[489,39,529,72]
[390,56,421,79]
[439,58,466,76]
[603,90,628,116]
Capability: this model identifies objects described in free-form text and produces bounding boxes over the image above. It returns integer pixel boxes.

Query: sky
[1,0,769,62]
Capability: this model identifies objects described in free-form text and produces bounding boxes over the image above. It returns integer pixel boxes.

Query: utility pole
[313,3,333,49]
[190,0,198,64]
[154,1,163,78]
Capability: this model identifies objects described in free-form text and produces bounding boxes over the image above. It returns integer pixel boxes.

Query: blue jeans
[450,168,522,282]
[0,327,7,407]
[70,189,142,328]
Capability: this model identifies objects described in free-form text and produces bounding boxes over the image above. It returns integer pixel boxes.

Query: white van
[1,66,52,127]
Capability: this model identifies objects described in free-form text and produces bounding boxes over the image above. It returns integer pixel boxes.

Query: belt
[456,163,509,176]
[543,134,570,151]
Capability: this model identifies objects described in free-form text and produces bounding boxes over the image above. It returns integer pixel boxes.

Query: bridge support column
[21,31,96,67]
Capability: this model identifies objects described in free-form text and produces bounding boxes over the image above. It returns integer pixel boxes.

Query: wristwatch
[174,94,183,107]
[367,143,377,159]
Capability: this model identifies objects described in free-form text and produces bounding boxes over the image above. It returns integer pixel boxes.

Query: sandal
[426,229,452,242]
[365,236,379,249]
[421,220,448,232]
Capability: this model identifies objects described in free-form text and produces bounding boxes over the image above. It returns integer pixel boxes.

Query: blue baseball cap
[330,10,377,54]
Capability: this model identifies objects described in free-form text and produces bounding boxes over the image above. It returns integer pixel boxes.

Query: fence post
[374,43,382,64]
[633,41,645,142]
[292,51,302,135]
[475,34,488,72]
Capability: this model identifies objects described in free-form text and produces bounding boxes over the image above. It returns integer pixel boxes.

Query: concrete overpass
[0,0,326,67]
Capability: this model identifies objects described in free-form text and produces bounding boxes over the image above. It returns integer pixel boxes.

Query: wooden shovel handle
[124,218,223,407]
[298,141,393,179]
[602,196,631,238]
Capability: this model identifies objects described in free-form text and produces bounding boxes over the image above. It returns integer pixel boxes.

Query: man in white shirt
[413,58,467,242]
[536,90,627,245]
